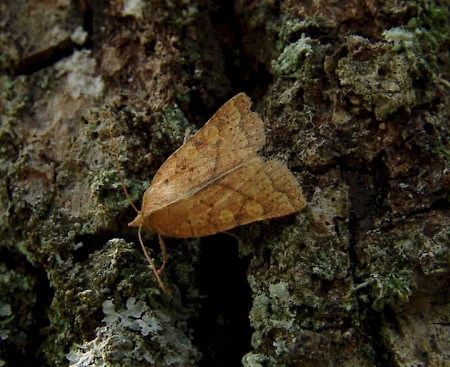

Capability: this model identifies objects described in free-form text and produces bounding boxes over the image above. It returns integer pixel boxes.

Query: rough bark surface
[0,1,449,366]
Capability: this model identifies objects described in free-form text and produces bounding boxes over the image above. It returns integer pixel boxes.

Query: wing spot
[204,125,220,144]
[218,209,234,223]
[244,201,264,217]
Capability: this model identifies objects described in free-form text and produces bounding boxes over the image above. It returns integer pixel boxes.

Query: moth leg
[156,233,168,276]
[138,225,171,294]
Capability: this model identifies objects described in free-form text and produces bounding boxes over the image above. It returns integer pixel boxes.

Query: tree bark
[0,1,449,366]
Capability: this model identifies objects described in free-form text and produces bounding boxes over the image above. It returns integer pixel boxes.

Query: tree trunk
[0,1,449,366]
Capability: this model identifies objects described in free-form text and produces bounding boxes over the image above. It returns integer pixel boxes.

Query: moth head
[128,212,143,228]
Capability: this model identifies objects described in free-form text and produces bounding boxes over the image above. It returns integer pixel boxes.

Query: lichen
[353,269,414,312]
[419,227,450,276]
[249,282,296,332]
[271,34,313,75]
[382,28,416,51]
[55,50,105,99]
[89,168,147,221]
[67,297,200,367]
[122,0,145,19]
[148,105,192,163]
[0,304,12,367]
[311,246,349,281]
[242,352,275,367]
[70,27,88,46]
[0,262,39,366]
[337,37,417,121]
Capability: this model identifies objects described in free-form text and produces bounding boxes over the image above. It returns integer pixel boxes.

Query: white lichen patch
[70,26,89,46]
[55,50,105,99]
[272,34,313,74]
[383,28,415,51]
[122,0,145,19]
[67,297,200,366]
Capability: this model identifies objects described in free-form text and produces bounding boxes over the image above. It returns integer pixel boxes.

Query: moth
[110,93,305,292]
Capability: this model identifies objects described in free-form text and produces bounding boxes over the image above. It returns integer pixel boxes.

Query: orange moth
[110,93,305,292]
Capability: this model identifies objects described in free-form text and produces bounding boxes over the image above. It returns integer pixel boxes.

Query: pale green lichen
[354,269,414,312]
[273,336,288,356]
[70,27,88,46]
[311,244,349,281]
[149,105,192,160]
[122,0,145,19]
[382,28,416,51]
[0,304,12,367]
[0,76,14,101]
[269,281,290,301]
[67,297,200,367]
[161,106,191,138]
[250,282,296,332]
[90,168,146,214]
[271,34,313,75]
[419,228,450,276]
[242,352,274,367]
[246,279,308,364]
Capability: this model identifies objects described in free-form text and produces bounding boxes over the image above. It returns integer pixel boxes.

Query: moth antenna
[108,126,139,214]
[138,225,171,294]
[109,127,170,293]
